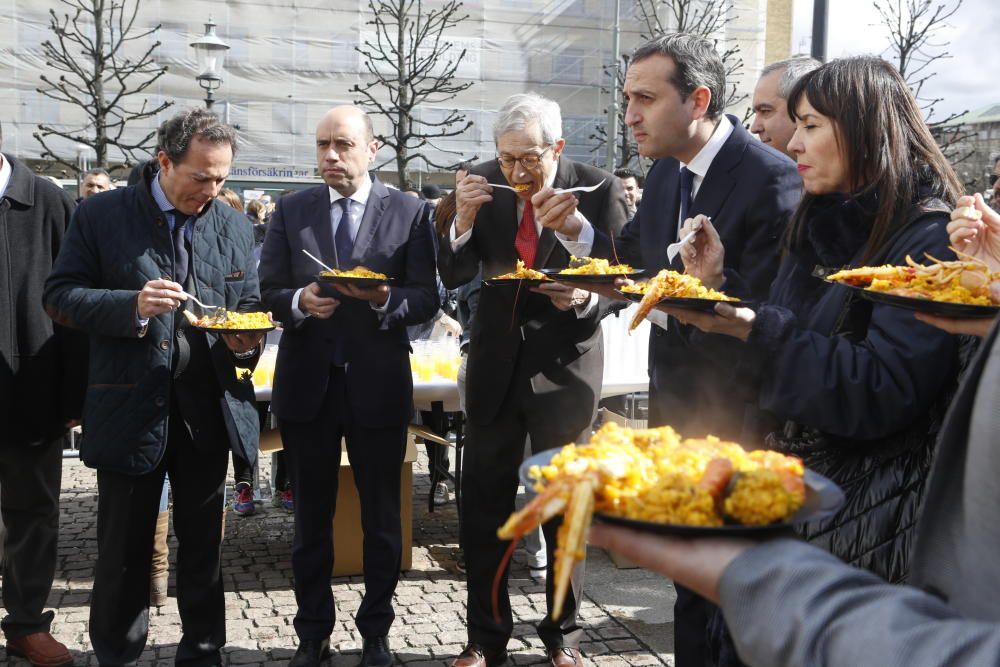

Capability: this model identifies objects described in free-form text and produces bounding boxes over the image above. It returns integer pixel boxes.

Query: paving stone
[43,453,670,665]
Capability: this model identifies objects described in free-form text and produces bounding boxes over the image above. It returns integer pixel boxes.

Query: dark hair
[632,33,726,119]
[156,108,238,164]
[421,184,443,199]
[84,167,111,179]
[785,56,963,263]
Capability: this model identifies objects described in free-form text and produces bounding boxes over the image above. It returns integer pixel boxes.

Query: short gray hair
[761,56,822,99]
[632,33,726,119]
[492,93,563,146]
[157,107,239,164]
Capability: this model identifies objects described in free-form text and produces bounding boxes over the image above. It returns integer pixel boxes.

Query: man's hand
[333,283,390,307]
[137,279,186,319]
[947,193,1000,272]
[533,187,582,238]
[300,282,340,319]
[588,524,755,604]
[679,215,725,290]
[220,331,265,354]
[438,313,463,337]
[559,276,631,301]
[657,302,756,341]
[454,174,493,236]
[914,312,996,337]
[531,283,590,311]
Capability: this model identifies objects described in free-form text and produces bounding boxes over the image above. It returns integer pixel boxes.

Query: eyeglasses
[496,146,552,171]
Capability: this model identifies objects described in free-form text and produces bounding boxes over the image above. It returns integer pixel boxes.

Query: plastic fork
[485,178,607,195]
[666,229,698,263]
[554,178,606,194]
[183,291,225,320]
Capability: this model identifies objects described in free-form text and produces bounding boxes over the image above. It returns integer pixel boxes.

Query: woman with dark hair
[662,55,967,586]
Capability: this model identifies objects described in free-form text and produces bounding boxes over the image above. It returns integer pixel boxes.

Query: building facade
[2,0,793,192]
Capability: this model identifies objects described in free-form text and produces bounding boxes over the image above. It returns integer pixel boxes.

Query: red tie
[515,201,539,268]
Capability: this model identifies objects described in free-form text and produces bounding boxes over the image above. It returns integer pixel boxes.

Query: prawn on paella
[625,270,737,331]
[826,249,1000,306]
[497,422,806,619]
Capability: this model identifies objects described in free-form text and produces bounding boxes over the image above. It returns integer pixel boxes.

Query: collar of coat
[3,154,38,207]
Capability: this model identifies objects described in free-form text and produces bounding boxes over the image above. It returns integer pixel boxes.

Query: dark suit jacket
[438,157,628,427]
[259,177,439,427]
[594,117,801,439]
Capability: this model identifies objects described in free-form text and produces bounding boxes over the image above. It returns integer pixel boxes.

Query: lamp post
[75,144,89,193]
[190,17,230,109]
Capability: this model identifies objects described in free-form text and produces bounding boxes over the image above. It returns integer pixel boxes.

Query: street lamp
[190,17,230,109]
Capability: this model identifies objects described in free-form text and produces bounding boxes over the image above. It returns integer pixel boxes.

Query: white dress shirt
[292,174,389,321]
[643,116,735,331]
[0,154,13,200]
[675,114,734,237]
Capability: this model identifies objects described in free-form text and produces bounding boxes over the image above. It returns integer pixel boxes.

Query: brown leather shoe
[5,632,74,667]
[548,647,582,667]
[451,643,507,667]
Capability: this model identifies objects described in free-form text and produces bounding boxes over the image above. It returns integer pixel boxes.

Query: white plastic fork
[486,178,607,195]
[666,229,698,263]
[183,291,225,319]
[554,178,606,194]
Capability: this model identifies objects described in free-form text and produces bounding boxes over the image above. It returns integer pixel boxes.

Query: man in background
[0,122,82,667]
[750,55,821,158]
[78,167,114,200]
[613,167,641,222]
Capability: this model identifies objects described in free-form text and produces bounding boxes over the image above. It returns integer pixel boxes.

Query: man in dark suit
[560,34,801,667]
[258,105,438,667]
[44,108,263,667]
[439,93,627,667]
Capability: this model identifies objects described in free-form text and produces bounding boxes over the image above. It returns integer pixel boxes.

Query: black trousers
[673,584,715,667]
[279,367,406,641]
[0,438,62,639]
[89,403,229,667]
[461,374,590,653]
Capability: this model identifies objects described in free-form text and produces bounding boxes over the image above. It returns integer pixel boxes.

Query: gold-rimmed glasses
[497,146,552,171]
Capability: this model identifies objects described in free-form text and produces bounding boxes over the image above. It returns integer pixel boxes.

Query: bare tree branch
[874,0,971,164]
[353,0,475,189]
[35,0,173,171]
[631,0,746,109]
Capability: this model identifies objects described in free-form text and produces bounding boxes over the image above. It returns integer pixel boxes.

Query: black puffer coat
[744,194,966,583]
[44,164,261,474]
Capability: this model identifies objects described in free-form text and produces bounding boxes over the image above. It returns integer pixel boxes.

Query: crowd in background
[4,27,1000,667]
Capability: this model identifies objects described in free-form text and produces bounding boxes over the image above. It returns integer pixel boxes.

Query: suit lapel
[535,158,577,268]
[691,118,748,225]
[650,161,682,270]
[303,186,337,268]
[351,176,388,265]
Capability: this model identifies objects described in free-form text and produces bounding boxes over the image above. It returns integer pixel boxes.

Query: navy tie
[171,212,190,286]
[678,166,694,232]
[334,198,354,268]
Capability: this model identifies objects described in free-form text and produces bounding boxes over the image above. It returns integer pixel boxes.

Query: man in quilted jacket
[44,108,262,667]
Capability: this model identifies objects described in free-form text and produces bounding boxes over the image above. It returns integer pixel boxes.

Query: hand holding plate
[658,301,756,340]
[333,282,390,306]
[300,282,340,319]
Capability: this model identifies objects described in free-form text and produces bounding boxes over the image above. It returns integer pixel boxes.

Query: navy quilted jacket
[43,165,261,474]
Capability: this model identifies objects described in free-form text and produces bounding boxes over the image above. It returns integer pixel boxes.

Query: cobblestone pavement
[11,450,672,667]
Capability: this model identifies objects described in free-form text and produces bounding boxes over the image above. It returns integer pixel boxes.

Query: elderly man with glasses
[438,92,627,667]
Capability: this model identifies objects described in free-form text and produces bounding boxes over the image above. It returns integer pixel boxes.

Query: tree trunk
[395,0,410,189]
[93,0,108,168]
